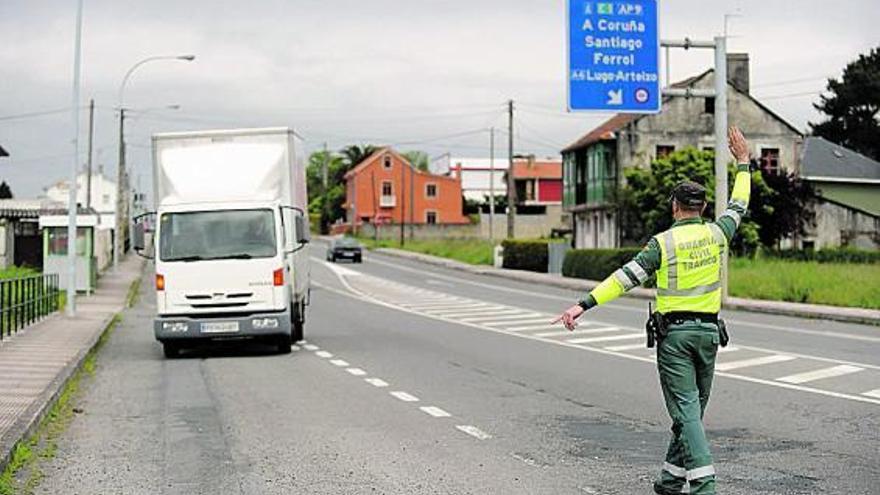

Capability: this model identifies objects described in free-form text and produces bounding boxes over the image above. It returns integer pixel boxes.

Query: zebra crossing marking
[715,354,795,371]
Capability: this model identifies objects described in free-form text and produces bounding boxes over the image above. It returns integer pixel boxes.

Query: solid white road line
[315,351,333,358]
[715,354,796,371]
[390,391,420,402]
[534,327,621,338]
[365,378,389,388]
[718,346,740,353]
[419,406,452,418]
[604,343,647,351]
[456,425,492,440]
[776,365,863,384]
[567,333,643,344]
[330,359,349,367]
[346,368,368,376]
[862,389,880,399]
[303,344,319,351]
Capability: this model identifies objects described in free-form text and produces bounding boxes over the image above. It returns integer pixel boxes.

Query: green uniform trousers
[654,322,719,495]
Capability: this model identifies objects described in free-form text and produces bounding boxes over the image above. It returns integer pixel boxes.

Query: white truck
[133,127,310,357]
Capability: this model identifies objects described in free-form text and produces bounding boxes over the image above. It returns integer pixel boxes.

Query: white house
[44,169,117,231]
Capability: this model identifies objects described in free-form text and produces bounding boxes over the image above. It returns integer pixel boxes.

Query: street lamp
[114,54,194,269]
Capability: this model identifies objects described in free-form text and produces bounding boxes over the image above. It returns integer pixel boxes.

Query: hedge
[763,248,880,264]
[501,240,551,273]
[562,248,651,284]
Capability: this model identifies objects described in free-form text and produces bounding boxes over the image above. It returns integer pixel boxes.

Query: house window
[425,211,437,224]
[656,145,675,159]
[383,155,392,169]
[102,194,110,205]
[704,97,715,115]
[425,183,437,198]
[702,146,714,154]
[760,148,780,175]
[381,181,392,196]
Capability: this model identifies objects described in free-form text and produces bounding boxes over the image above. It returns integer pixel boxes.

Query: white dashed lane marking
[365,378,389,388]
[346,368,367,376]
[420,406,452,418]
[314,350,333,358]
[330,359,349,367]
[390,391,420,402]
[303,344,319,351]
[456,425,492,440]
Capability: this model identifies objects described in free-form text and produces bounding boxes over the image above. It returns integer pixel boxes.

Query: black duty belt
[664,312,718,326]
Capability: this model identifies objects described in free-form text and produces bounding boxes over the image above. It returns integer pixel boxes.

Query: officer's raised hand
[728,125,750,163]
[552,304,584,331]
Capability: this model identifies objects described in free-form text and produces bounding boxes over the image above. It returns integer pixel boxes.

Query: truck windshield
[159,209,277,262]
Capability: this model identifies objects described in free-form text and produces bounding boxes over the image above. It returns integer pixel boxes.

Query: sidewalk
[0,256,144,471]
[374,247,880,326]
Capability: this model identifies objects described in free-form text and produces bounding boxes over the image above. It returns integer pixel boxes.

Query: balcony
[379,195,396,208]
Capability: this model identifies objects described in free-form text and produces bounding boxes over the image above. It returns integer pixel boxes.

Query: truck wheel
[276,334,292,354]
[354,255,362,263]
[163,342,180,358]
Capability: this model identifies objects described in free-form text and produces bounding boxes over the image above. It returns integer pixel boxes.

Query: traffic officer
[553,126,752,495]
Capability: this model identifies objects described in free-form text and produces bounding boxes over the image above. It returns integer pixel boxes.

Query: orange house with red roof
[344,148,469,227]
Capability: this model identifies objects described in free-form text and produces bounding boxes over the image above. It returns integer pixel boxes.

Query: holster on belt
[645,303,667,348]
[718,318,730,347]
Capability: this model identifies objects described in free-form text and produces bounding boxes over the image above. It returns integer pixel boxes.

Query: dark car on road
[326,237,363,263]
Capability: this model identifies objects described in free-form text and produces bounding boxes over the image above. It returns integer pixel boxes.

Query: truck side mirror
[295,215,310,245]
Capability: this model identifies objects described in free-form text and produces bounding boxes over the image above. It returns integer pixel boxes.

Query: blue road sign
[567,0,660,113]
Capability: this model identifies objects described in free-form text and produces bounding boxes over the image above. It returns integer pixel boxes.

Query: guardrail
[0,274,61,340]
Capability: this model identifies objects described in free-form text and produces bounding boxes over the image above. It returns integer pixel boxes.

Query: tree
[618,147,815,255]
[401,150,430,171]
[306,144,379,234]
[0,181,12,199]
[810,46,880,160]
[340,145,379,170]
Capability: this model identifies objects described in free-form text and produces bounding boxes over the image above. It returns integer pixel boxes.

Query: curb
[0,268,144,476]
[372,247,880,326]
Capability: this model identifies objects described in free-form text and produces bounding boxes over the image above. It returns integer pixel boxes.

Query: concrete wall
[360,207,568,241]
[95,228,113,272]
[807,200,880,250]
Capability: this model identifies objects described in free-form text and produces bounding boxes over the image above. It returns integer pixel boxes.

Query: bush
[502,240,550,272]
[763,247,880,264]
[562,248,647,283]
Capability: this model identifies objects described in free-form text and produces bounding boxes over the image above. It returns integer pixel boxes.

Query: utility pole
[399,161,406,246]
[321,142,329,234]
[489,127,495,243]
[85,98,94,209]
[506,100,516,239]
[66,0,84,316]
[114,107,125,269]
[409,157,414,239]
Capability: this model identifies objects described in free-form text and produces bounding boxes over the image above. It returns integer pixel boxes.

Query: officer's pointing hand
[552,304,584,331]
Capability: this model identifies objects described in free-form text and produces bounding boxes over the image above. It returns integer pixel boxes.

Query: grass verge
[0,315,120,495]
[358,237,495,266]
[729,258,880,309]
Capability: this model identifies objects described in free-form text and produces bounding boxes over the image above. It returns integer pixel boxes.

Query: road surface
[35,244,880,494]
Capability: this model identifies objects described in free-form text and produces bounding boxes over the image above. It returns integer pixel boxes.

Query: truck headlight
[162,322,189,333]
[252,318,279,329]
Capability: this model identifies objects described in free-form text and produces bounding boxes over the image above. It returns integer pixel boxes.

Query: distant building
[800,137,880,249]
[44,169,116,231]
[510,157,563,205]
[562,53,805,249]
[344,147,469,227]
[447,158,508,202]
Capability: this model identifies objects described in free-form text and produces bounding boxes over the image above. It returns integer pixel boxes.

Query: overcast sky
[1,0,877,198]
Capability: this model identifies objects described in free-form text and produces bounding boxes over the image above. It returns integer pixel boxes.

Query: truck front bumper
[154,311,291,341]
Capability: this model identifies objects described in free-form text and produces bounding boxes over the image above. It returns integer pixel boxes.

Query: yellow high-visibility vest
[654,222,727,314]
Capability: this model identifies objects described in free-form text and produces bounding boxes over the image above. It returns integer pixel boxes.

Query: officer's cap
[670,181,707,208]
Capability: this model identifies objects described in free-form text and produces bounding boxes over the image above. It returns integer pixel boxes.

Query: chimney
[727,53,750,94]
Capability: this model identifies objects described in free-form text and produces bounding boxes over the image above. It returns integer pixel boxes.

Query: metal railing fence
[0,274,61,339]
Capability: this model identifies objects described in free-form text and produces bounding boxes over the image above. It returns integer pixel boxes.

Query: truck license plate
[200,321,240,334]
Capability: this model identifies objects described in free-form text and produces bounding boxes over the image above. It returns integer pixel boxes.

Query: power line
[751,75,833,89]
[757,90,824,101]
[0,107,72,122]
